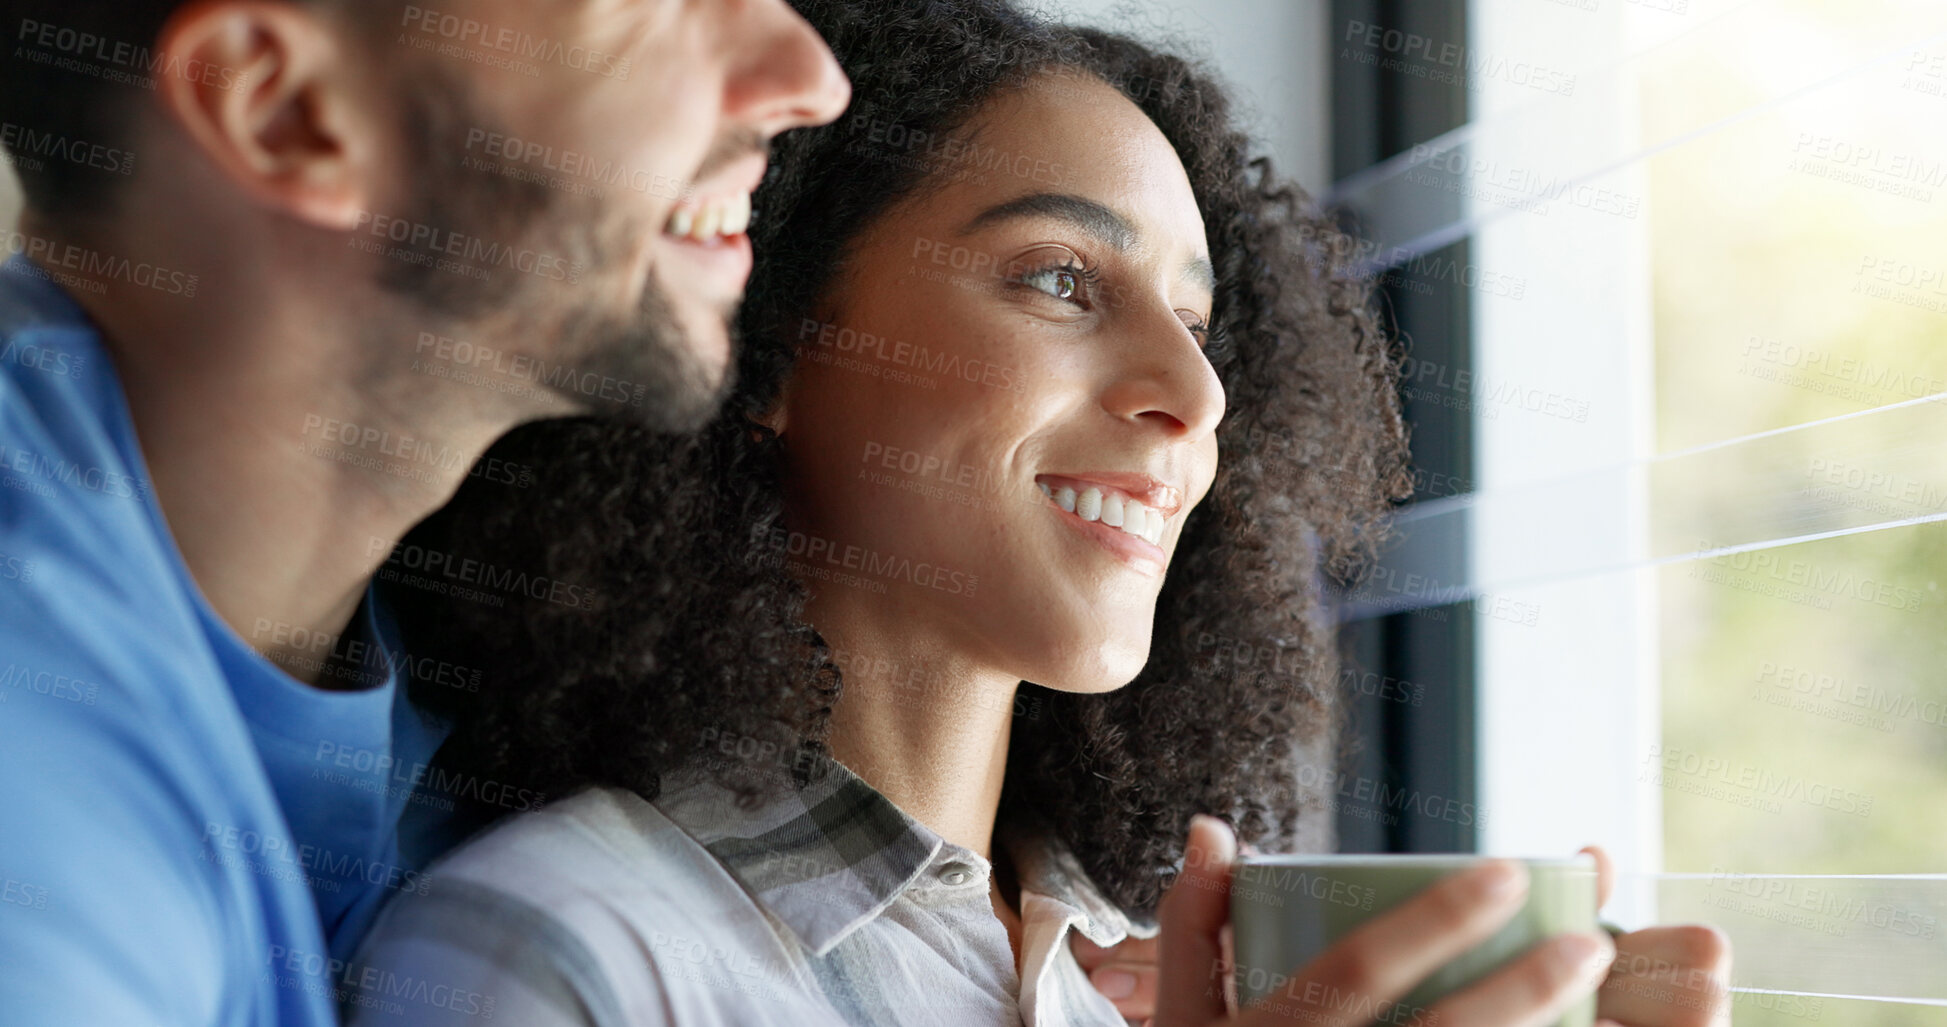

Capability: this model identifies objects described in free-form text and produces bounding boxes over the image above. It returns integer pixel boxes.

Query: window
[1331,0,1947,1019]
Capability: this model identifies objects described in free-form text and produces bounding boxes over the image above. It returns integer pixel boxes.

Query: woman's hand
[1073,932,1159,1024]
[1580,846,1733,1027]
[1153,816,1616,1027]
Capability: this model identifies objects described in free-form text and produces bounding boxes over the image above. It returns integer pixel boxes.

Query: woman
[354,2,1728,1025]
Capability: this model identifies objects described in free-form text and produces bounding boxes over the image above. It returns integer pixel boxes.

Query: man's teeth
[664,193,752,242]
[1039,482,1166,546]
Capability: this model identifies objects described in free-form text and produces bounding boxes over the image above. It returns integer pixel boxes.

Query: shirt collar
[998,816,1156,947]
[654,759,943,956]
[654,759,1150,956]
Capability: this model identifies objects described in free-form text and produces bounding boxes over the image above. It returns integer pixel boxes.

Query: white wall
[1031,0,1333,195]
[0,4,1330,232]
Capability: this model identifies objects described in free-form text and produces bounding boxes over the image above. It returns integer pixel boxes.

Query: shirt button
[938,862,978,887]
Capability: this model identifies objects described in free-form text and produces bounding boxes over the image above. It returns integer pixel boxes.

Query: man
[0,1,848,1023]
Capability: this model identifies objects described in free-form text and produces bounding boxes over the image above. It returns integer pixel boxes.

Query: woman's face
[775,71,1224,693]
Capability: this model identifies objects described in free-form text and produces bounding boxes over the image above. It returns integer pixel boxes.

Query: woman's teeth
[664,193,752,243]
[1040,482,1166,546]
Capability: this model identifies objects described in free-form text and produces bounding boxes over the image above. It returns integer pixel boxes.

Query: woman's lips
[1035,477,1171,574]
[1034,474,1174,545]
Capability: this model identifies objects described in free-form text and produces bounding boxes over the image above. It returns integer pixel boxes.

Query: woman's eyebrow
[956,192,1137,251]
[960,192,1215,294]
[1185,256,1216,293]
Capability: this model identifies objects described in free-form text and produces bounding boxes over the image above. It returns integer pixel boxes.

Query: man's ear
[154,2,381,230]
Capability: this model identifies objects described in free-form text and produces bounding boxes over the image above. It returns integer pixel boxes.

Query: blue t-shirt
[0,256,454,1025]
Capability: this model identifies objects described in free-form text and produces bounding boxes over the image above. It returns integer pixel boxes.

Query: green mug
[1229,854,1601,1027]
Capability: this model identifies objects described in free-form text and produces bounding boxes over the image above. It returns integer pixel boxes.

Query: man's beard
[374,68,732,432]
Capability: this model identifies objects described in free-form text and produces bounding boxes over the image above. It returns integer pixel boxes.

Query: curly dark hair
[398,0,1410,915]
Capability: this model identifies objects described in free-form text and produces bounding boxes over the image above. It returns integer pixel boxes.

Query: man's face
[371,0,848,430]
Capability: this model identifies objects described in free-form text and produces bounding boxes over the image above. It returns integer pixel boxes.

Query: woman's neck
[818,623,1022,862]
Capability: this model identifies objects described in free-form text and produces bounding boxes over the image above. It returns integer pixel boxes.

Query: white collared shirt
[342,762,1153,1026]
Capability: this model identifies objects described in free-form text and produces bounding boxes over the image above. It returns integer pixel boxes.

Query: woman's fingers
[1088,961,1158,1022]
[1596,924,1733,1027]
[1422,931,1615,1027]
[1073,932,1158,971]
[1229,860,1533,1027]
[1154,815,1238,1027]
[1073,933,1161,1020]
[1579,845,1616,909]
[1153,836,1617,1027]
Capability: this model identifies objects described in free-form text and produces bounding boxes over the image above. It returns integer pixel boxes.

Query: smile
[1032,473,1182,570]
[1041,480,1167,545]
[663,192,752,243]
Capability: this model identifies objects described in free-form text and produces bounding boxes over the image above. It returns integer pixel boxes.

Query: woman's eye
[1179,312,1213,349]
[1020,265,1085,302]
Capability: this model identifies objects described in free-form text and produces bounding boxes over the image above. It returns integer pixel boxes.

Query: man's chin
[570,384,724,434]
[685,321,737,390]
[675,290,743,370]
[559,279,741,431]
[652,362,736,433]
